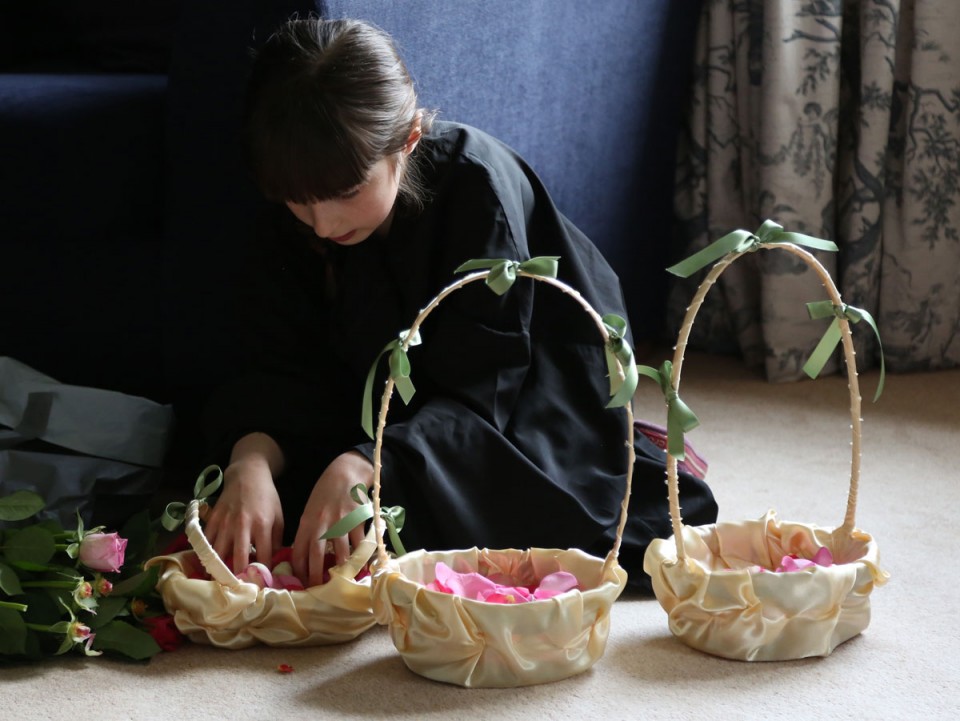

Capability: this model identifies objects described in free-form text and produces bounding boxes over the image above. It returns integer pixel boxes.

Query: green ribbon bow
[320,484,406,556]
[637,361,701,460]
[161,464,223,531]
[362,329,422,439]
[602,314,639,408]
[666,220,839,278]
[454,256,560,295]
[802,300,886,401]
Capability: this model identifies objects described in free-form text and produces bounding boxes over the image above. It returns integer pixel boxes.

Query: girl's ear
[403,113,423,155]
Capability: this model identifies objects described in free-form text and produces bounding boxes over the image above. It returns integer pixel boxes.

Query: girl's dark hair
[243,17,435,208]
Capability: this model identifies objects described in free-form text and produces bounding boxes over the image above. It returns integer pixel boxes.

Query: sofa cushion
[0,74,168,398]
[0,73,167,241]
[0,1,181,73]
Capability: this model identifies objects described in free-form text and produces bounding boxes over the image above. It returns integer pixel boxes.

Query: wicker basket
[146,498,378,649]
[366,261,633,687]
[642,240,889,661]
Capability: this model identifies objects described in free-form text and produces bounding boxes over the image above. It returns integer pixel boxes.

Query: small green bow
[602,314,639,408]
[161,465,223,531]
[454,256,560,295]
[320,484,406,556]
[802,300,886,401]
[362,329,422,439]
[637,361,700,460]
[667,220,839,278]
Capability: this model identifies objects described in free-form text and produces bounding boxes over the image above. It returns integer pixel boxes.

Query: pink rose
[78,532,128,573]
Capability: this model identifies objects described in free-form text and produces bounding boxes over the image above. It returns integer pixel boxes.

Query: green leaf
[119,509,155,564]
[0,607,28,655]
[3,526,57,566]
[93,620,161,660]
[109,565,159,598]
[87,596,129,630]
[0,490,45,522]
[55,634,74,655]
[0,561,24,596]
[22,590,64,626]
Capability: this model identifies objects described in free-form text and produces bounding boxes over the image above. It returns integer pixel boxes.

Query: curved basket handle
[664,242,864,562]
[368,266,636,578]
[184,498,243,589]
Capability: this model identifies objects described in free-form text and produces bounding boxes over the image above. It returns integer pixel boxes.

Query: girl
[203,16,717,589]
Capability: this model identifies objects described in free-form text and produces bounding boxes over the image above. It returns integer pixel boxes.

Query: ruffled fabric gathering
[643,511,889,661]
[372,547,628,687]
[146,530,379,649]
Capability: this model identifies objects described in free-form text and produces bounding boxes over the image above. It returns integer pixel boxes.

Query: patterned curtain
[670,0,960,379]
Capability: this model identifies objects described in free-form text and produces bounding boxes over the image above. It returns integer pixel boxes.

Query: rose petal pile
[232,547,369,590]
[750,546,834,573]
[425,562,579,603]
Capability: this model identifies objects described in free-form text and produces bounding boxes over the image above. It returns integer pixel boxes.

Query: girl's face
[285,155,401,246]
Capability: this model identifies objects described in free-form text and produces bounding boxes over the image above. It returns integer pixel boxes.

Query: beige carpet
[5,353,959,721]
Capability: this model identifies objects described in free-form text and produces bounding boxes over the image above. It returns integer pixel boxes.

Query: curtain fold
[671,0,960,379]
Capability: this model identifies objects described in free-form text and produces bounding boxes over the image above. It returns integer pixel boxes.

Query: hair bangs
[248,95,372,205]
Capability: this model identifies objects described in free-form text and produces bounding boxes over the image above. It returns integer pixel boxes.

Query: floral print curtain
[670,0,960,379]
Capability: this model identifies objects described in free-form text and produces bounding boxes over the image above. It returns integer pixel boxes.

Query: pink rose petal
[813,546,834,566]
[273,575,305,591]
[533,571,579,599]
[433,562,497,600]
[236,562,274,588]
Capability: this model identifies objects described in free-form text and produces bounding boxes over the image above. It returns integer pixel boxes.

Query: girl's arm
[203,432,287,571]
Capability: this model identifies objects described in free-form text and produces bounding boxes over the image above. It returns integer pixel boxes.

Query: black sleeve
[202,207,358,470]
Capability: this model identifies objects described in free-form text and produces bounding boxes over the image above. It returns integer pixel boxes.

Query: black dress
[205,121,717,592]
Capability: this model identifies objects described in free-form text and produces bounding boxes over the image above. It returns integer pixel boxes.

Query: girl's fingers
[331,534,350,568]
[253,525,273,567]
[308,535,328,587]
[348,524,365,554]
[291,535,307,581]
[232,533,252,573]
[272,519,285,557]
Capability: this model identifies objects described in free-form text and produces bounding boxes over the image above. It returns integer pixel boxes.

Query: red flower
[161,532,191,555]
[143,615,184,652]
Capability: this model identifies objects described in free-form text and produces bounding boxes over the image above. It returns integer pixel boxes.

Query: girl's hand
[204,433,286,572]
[292,451,373,586]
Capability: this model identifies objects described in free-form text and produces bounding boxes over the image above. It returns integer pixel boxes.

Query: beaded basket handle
[367,262,636,578]
[664,242,870,562]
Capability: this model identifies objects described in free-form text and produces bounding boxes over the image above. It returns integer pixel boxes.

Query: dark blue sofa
[0,0,703,478]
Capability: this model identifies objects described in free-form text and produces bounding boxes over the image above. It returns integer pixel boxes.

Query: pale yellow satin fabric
[371,547,628,688]
[643,510,889,661]
[145,501,378,649]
